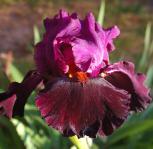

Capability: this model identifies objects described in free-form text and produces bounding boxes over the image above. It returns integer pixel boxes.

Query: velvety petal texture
[103,61,151,111]
[34,10,120,77]
[36,77,130,138]
[0,70,42,118]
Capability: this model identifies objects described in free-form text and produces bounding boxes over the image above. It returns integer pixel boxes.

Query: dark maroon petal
[36,77,130,138]
[0,70,43,118]
[100,109,125,136]
[103,61,152,111]
[81,120,100,138]
[34,42,52,75]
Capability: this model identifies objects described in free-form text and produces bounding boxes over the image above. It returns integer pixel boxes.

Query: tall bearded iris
[0,10,151,138]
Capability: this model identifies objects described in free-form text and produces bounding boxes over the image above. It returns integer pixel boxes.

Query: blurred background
[0,0,153,148]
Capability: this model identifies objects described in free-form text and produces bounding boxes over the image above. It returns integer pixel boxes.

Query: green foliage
[34,25,41,45]
[139,23,152,71]
[8,63,23,82]
[146,65,153,88]
[137,22,153,89]
[107,119,153,145]
[97,0,105,26]
[0,117,25,149]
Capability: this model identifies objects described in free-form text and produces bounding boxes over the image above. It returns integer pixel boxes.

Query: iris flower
[0,10,151,138]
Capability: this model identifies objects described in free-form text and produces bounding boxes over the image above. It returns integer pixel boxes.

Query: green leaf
[139,23,152,70]
[9,63,23,82]
[107,120,153,145]
[34,25,41,45]
[146,65,153,87]
[0,117,25,149]
[144,23,152,52]
[141,103,153,120]
[12,118,53,149]
[149,39,153,56]
[0,89,4,93]
[97,0,105,26]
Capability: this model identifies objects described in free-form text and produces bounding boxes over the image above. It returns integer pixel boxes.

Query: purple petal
[35,10,81,76]
[95,24,120,63]
[34,10,120,77]
[103,61,152,111]
[36,77,130,138]
[104,26,120,52]
[0,70,42,118]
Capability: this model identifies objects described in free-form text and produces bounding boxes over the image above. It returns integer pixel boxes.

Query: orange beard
[68,71,88,83]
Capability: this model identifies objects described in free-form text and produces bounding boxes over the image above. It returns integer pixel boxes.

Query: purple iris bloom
[0,10,151,138]
[34,10,120,77]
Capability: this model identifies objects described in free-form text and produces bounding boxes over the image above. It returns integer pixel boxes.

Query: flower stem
[69,135,89,149]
